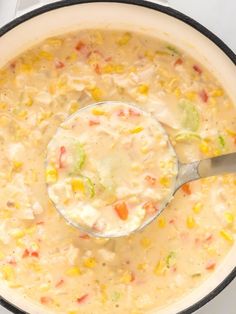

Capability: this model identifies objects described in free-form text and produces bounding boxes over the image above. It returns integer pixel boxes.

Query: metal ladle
[46,101,236,238]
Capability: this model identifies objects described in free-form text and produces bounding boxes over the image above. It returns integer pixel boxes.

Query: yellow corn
[100,284,107,304]
[185,91,196,101]
[39,283,51,292]
[69,102,80,114]
[20,63,32,73]
[102,64,124,74]
[12,161,23,172]
[140,146,149,154]
[91,107,106,116]
[69,52,78,62]
[157,217,166,228]
[71,178,85,193]
[174,88,181,98]
[1,265,15,281]
[137,263,147,271]
[138,84,149,95]
[212,89,224,97]
[144,50,154,61]
[0,252,5,260]
[199,140,209,154]
[154,260,165,276]
[28,262,41,272]
[129,126,144,134]
[0,103,7,110]
[68,311,77,314]
[220,230,234,243]
[66,266,81,276]
[117,32,132,46]
[140,237,151,249]
[25,227,36,235]
[186,216,196,229]
[46,167,58,183]
[160,176,171,188]
[46,38,62,47]
[224,212,234,224]
[192,202,203,214]
[120,270,133,284]
[207,247,217,256]
[83,257,96,268]
[10,229,25,239]
[90,87,102,101]
[39,50,53,60]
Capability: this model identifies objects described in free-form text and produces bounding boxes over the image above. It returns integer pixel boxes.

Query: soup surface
[0,30,235,314]
[47,102,177,236]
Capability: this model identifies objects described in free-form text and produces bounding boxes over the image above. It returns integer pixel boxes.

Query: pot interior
[0,2,235,314]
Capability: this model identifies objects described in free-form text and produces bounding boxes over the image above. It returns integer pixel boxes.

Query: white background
[0,0,235,313]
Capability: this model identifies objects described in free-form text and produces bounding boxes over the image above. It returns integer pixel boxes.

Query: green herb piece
[74,142,86,172]
[174,132,201,142]
[111,291,121,302]
[179,100,200,132]
[218,135,225,148]
[166,251,176,268]
[166,45,179,55]
[192,273,202,278]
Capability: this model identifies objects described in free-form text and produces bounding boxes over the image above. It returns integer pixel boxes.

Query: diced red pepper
[75,41,86,51]
[105,56,112,62]
[114,202,129,220]
[143,201,158,215]
[94,63,101,74]
[22,249,30,258]
[206,262,216,271]
[174,58,183,66]
[77,294,89,304]
[10,62,16,70]
[205,234,213,242]
[8,258,17,266]
[145,175,156,186]
[117,109,125,117]
[31,251,39,258]
[199,89,208,103]
[131,272,136,282]
[55,60,65,69]
[40,296,53,304]
[169,219,175,224]
[86,50,104,59]
[59,146,66,168]
[55,279,64,287]
[193,65,202,75]
[36,221,44,225]
[79,234,90,239]
[182,183,191,195]
[89,119,100,126]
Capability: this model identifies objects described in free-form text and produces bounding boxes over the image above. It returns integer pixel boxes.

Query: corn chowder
[0,30,235,313]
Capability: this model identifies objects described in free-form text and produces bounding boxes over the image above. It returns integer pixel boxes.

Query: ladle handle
[176,152,236,189]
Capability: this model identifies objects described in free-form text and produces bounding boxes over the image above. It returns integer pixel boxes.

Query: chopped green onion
[174,132,201,142]
[111,291,121,302]
[74,142,86,172]
[192,273,202,278]
[166,45,179,55]
[218,135,225,148]
[166,251,176,268]
[179,100,200,132]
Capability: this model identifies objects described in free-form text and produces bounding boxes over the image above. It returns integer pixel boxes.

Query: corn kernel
[20,63,32,73]
[207,247,217,256]
[154,260,165,276]
[199,140,209,154]
[140,146,149,154]
[68,311,77,314]
[102,64,124,74]
[140,237,151,249]
[225,129,236,137]
[28,262,41,272]
[224,212,234,224]
[0,103,7,110]
[90,87,102,101]
[69,102,80,114]
[137,263,147,271]
[160,176,171,188]
[174,88,181,98]
[69,52,78,62]
[185,91,196,101]
[39,50,53,60]
[46,167,58,183]
[71,178,85,193]
[157,217,166,228]
[212,89,224,97]
[186,216,196,229]
[12,161,23,172]
[10,229,25,239]
[120,270,133,284]
[1,265,15,281]
[0,252,5,260]
[220,230,234,243]
[91,107,106,116]
[31,243,39,251]
[46,38,62,47]
[138,84,149,95]
[83,257,96,268]
[130,126,144,134]
[39,283,51,292]
[117,32,132,46]
[144,50,154,61]
[66,266,81,276]
[100,284,107,304]
[192,202,203,214]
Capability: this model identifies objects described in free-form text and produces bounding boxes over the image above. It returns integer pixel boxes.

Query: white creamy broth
[0,30,235,314]
[46,102,177,236]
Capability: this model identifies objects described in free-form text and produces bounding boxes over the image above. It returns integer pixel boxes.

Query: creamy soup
[46,102,177,236]
[0,30,235,314]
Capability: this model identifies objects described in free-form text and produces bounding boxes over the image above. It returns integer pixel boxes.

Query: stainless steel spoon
[46,101,236,238]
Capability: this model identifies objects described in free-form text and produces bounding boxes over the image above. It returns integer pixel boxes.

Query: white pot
[0,1,235,313]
